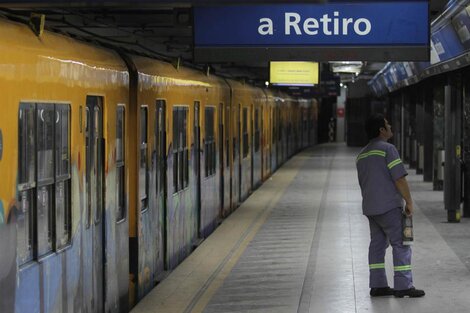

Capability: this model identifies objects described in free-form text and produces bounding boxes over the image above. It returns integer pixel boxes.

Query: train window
[173,107,189,193]
[255,108,260,152]
[37,104,54,256]
[161,105,166,193]
[178,109,184,190]
[156,101,166,194]
[116,106,126,222]
[116,107,125,164]
[205,107,216,177]
[55,105,71,248]
[183,109,189,188]
[19,104,36,187]
[93,106,103,224]
[85,107,91,228]
[56,106,70,178]
[18,103,35,264]
[173,109,179,192]
[243,107,249,158]
[38,105,55,184]
[272,110,276,145]
[140,106,148,211]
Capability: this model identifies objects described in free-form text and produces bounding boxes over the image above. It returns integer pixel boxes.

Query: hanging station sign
[194,1,429,62]
[270,61,319,86]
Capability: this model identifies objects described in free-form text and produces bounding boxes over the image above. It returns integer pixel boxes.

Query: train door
[251,105,254,190]
[218,103,224,218]
[260,106,264,180]
[224,103,231,216]
[194,102,202,237]
[276,107,281,166]
[85,95,105,313]
[156,100,168,274]
[231,102,240,209]
[238,103,242,203]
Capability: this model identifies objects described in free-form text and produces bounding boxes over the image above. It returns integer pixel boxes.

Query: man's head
[365,114,393,141]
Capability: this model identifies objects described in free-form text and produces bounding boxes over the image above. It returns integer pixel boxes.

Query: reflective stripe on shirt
[387,158,402,169]
[356,150,386,162]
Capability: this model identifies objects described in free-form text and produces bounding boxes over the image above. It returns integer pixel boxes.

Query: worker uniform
[356,138,413,291]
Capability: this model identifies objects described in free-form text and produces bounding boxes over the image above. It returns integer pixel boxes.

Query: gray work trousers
[367,207,413,290]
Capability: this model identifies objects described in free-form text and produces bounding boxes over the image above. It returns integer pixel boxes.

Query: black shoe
[370,287,394,297]
[394,287,425,298]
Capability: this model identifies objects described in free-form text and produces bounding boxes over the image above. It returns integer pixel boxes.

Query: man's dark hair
[365,114,386,140]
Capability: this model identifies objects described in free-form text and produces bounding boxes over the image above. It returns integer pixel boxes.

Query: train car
[226,80,256,203]
[125,55,232,302]
[0,18,130,313]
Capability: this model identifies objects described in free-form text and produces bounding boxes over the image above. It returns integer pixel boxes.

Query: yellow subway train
[0,17,318,313]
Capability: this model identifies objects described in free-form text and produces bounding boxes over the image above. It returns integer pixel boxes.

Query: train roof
[0,17,129,88]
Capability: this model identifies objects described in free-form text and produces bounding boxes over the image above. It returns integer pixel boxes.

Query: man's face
[380,119,393,140]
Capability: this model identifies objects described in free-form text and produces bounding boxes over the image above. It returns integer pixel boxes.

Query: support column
[416,88,425,174]
[433,84,445,191]
[463,74,470,217]
[423,85,434,182]
[444,77,462,222]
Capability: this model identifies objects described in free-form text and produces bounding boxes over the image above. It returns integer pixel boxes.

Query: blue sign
[451,7,470,49]
[194,2,429,46]
[431,22,465,63]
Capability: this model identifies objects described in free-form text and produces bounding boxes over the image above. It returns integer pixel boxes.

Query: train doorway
[194,102,202,237]
[238,103,242,204]
[85,95,105,313]
[218,103,224,219]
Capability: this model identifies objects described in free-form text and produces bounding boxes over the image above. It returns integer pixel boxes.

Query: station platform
[131,143,470,313]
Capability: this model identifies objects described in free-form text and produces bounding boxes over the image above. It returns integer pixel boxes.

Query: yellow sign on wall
[270,61,319,86]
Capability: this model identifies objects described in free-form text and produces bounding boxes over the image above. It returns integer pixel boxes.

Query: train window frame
[18,103,36,265]
[17,102,73,263]
[85,106,91,228]
[254,108,260,153]
[91,100,104,226]
[204,106,216,178]
[225,104,230,168]
[156,99,166,195]
[140,105,149,212]
[36,104,55,257]
[242,107,249,159]
[183,108,189,188]
[172,105,189,194]
[54,104,71,250]
[116,105,126,223]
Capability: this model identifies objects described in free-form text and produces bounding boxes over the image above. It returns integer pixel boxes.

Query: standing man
[356,114,425,298]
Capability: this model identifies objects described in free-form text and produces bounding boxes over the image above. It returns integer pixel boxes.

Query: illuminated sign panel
[194,2,429,62]
[270,62,319,86]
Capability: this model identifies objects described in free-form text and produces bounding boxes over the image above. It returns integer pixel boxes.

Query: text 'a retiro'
[258,12,372,36]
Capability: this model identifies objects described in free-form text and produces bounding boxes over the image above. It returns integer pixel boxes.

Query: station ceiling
[0,0,449,85]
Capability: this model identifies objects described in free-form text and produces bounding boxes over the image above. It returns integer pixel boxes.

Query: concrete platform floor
[131,143,470,313]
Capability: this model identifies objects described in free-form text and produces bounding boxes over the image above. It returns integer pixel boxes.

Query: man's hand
[405,203,413,217]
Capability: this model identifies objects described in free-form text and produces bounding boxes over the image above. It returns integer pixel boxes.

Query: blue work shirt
[356,138,407,216]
